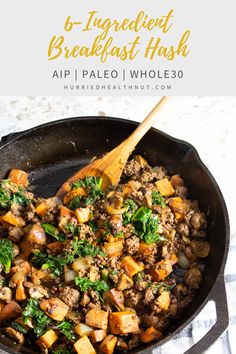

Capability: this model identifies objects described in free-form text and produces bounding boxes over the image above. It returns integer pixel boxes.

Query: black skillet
[0,117,229,354]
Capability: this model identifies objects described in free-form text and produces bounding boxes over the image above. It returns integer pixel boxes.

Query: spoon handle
[123,96,169,151]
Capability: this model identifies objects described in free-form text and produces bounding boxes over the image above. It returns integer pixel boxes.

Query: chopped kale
[132,206,165,244]
[152,191,166,208]
[56,320,76,341]
[123,199,138,225]
[68,196,82,210]
[75,277,109,299]
[22,298,51,337]
[0,239,13,273]
[71,176,103,206]
[42,223,66,242]
[11,322,28,334]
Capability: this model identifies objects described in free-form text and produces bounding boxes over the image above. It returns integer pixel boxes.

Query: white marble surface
[0,96,235,353]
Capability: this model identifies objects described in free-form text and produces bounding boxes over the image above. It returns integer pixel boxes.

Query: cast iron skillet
[0,117,229,354]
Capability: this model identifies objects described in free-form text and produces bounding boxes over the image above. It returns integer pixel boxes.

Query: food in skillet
[0,156,210,353]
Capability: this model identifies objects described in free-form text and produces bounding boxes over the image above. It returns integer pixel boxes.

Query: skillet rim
[0,116,230,354]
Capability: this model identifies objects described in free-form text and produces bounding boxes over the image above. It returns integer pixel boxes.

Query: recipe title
[48,10,190,63]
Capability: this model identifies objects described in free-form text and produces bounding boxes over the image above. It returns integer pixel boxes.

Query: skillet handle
[184,275,228,354]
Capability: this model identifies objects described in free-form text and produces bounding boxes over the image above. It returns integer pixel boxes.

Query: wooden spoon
[56,96,169,200]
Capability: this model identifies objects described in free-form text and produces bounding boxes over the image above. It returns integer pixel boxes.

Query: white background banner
[0,0,235,95]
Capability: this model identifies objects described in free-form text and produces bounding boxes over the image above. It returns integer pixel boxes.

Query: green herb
[109,269,118,276]
[52,347,73,354]
[32,238,105,276]
[123,199,138,225]
[0,239,13,273]
[152,191,166,208]
[134,271,144,282]
[101,269,109,281]
[71,176,103,206]
[12,191,30,207]
[114,231,124,238]
[31,251,68,277]
[11,322,27,334]
[148,282,173,293]
[22,299,51,337]
[42,223,66,242]
[64,221,80,235]
[132,206,165,245]
[71,238,106,258]
[74,277,109,298]
[88,220,98,232]
[0,183,12,209]
[56,320,76,341]
[0,181,30,209]
[68,196,81,210]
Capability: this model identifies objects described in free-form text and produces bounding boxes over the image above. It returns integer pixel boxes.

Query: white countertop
[0,96,235,353]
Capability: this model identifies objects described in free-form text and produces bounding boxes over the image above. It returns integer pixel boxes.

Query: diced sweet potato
[0,301,22,322]
[138,241,156,257]
[104,289,125,310]
[64,188,87,204]
[75,207,91,223]
[75,323,93,336]
[0,211,25,227]
[86,309,108,330]
[89,329,107,343]
[60,205,74,217]
[140,326,162,343]
[74,336,96,354]
[99,334,118,354]
[25,224,46,245]
[36,329,58,349]
[8,169,28,187]
[169,197,189,214]
[121,256,144,278]
[35,202,48,217]
[149,259,173,281]
[109,311,139,334]
[117,274,133,291]
[40,298,69,321]
[157,291,170,311]
[169,253,178,265]
[104,241,123,257]
[155,178,175,197]
[170,175,184,189]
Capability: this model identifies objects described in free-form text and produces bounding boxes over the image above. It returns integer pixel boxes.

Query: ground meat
[177,222,189,236]
[144,287,155,304]
[139,168,157,183]
[8,226,24,243]
[153,166,166,180]
[128,334,141,350]
[190,212,207,230]
[141,314,161,328]
[59,286,80,308]
[10,203,24,216]
[124,289,143,308]
[24,204,36,221]
[160,207,174,225]
[124,236,140,255]
[123,159,142,177]
[79,224,95,240]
